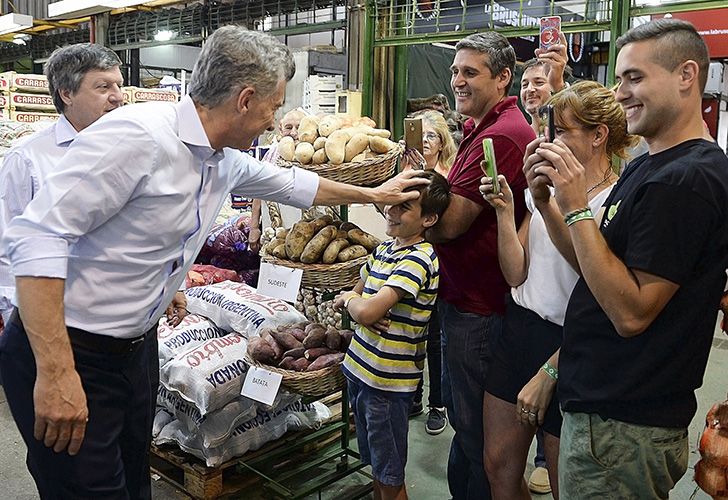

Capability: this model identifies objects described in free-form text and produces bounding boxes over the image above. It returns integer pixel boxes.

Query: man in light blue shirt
[0,26,426,499]
[0,43,124,328]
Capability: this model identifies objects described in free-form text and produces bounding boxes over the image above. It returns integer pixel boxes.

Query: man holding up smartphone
[529,19,728,498]
[425,32,535,499]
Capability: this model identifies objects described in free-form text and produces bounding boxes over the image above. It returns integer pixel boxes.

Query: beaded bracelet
[564,208,594,226]
[541,362,558,380]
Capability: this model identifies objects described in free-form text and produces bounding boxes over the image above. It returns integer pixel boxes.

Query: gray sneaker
[425,407,447,435]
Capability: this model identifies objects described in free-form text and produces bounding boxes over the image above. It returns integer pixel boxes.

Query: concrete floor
[1,324,726,499]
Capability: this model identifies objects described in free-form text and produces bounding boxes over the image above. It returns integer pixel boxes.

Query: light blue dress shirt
[0,115,77,325]
[2,95,319,338]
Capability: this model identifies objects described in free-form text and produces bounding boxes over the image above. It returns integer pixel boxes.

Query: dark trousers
[440,300,502,500]
[0,313,159,500]
[413,306,442,408]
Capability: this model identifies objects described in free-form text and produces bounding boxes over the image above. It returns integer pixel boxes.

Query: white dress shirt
[2,95,319,338]
[0,115,75,325]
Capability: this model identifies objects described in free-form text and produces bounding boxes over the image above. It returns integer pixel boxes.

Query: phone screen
[481,138,499,194]
[539,105,555,142]
[539,16,561,51]
[404,118,424,158]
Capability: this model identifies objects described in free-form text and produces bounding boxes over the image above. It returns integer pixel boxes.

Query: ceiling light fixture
[153,30,175,42]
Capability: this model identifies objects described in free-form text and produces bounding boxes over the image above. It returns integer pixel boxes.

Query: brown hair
[407,170,451,218]
[547,80,638,159]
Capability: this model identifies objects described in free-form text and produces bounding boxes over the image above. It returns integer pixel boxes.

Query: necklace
[586,173,614,195]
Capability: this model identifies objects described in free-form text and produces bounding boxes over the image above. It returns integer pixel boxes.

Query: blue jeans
[440,300,502,500]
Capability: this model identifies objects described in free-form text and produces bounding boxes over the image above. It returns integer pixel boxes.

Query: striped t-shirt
[342,239,439,393]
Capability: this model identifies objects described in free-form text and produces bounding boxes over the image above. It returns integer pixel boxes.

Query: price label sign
[257,261,303,303]
[241,365,283,406]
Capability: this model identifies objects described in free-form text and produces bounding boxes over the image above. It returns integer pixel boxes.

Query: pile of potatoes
[262,214,380,265]
[278,114,399,166]
[247,321,354,372]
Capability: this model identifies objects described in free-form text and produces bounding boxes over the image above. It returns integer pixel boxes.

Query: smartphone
[481,138,499,194]
[540,104,555,142]
[539,16,561,51]
[404,117,424,158]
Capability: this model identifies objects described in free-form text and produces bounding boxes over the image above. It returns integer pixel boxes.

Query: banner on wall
[653,9,728,58]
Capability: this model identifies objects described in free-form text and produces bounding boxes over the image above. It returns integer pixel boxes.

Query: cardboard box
[9,110,59,123]
[0,72,49,94]
[0,92,55,111]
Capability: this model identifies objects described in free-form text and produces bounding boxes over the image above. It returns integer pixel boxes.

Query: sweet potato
[305,322,326,335]
[325,328,342,351]
[283,347,305,359]
[298,115,320,143]
[303,326,327,349]
[304,347,335,361]
[300,225,337,264]
[278,356,296,369]
[270,330,304,351]
[291,357,311,371]
[247,336,276,364]
[261,329,284,361]
[339,329,354,351]
[344,133,370,162]
[306,352,345,371]
[369,136,397,154]
[288,328,306,342]
[348,228,381,252]
[337,244,368,262]
[278,136,295,162]
[322,238,350,264]
[285,221,315,261]
[294,142,315,164]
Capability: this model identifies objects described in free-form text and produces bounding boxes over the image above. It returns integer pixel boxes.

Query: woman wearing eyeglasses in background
[401,109,457,434]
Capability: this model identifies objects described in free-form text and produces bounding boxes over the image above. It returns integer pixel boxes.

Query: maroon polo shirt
[435,96,535,316]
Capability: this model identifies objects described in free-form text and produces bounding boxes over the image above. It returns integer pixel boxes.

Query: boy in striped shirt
[335,170,450,499]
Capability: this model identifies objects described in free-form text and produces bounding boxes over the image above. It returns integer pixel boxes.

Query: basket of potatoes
[260,214,380,290]
[276,114,403,187]
[246,321,354,397]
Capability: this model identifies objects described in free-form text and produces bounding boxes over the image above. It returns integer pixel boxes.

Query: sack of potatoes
[247,321,354,372]
[261,214,381,264]
[277,114,399,166]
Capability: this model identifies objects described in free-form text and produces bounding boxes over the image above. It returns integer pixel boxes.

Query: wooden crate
[150,394,350,499]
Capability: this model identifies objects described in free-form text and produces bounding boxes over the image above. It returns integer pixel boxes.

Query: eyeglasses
[423,132,440,142]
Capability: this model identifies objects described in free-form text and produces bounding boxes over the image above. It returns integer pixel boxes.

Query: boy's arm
[341,286,406,328]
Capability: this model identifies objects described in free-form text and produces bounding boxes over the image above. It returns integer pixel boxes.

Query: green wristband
[542,362,558,380]
[565,208,594,226]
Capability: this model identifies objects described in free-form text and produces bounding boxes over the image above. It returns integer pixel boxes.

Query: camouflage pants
[558,412,688,500]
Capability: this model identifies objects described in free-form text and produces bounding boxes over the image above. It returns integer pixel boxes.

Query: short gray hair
[45,43,122,113]
[456,32,516,95]
[188,25,295,108]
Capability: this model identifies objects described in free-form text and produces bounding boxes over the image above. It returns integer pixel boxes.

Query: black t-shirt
[559,139,728,428]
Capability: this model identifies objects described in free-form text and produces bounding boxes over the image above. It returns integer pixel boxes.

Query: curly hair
[547,80,638,159]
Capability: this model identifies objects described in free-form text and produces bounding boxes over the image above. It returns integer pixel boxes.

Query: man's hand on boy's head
[374,170,430,205]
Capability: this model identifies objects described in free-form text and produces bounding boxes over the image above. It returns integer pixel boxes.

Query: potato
[312,148,328,164]
[310,215,334,234]
[356,116,377,128]
[285,221,315,261]
[313,136,327,150]
[351,152,367,163]
[263,237,285,254]
[275,227,289,239]
[318,115,342,137]
[369,128,391,138]
[270,330,304,351]
[369,136,397,154]
[294,142,315,164]
[278,136,295,162]
[322,238,350,264]
[271,243,287,260]
[339,221,359,232]
[298,115,320,143]
[325,130,350,165]
[331,219,343,229]
[344,133,370,162]
[336,229,348,240]
[300,225,337,264]
[306,352,345,371]
[348,228,380,252]
[247,337,276,364]
[337,244,368,262]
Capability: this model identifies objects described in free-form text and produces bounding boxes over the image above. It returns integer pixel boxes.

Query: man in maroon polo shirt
[425,31,535,500]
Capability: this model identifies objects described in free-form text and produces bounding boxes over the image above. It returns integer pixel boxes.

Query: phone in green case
[481,138,499,194]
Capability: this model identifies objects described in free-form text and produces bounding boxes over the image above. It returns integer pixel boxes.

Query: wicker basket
[246,357,345,397]
[260,253,366,290]
[276,144,403,186]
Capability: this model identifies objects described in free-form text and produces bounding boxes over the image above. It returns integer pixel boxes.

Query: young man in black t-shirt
[523,19,728,499]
